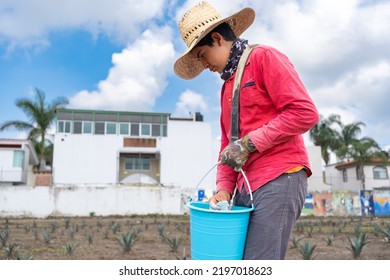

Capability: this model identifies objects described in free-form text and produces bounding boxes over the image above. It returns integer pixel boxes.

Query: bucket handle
[190,162,254,209]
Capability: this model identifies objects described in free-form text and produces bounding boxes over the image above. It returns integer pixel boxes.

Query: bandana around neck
[220,38,249,81]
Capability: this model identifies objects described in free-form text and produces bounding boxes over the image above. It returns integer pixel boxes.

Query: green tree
[347,137,387,190]
[0,88,68,170]
[309,114,340,165]
[334,120,366,160]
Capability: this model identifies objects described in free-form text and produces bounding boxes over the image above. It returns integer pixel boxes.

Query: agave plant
[376,224,390,242]
[0,230,9,247]
[49,222,57,233]
[175,247,188,260]
[3,243,18,259]
[325,234,334,246]
[43,230,51,245]
[347,232,370,259]
[158,223,165,238]
[117,232,137,253]
[299,240,316,260]
[86,231,94,245]
[63,242,76,256]
[305,226,314,238]
[290,235,303,248]
[163,235,181,253]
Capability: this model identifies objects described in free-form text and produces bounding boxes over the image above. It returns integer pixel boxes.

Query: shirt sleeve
[248,48,319,152]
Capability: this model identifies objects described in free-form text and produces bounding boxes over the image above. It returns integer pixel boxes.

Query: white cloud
[69,27,175,111]
[0,0,165,48]
[174,90,208,118]
[313,61,390,113]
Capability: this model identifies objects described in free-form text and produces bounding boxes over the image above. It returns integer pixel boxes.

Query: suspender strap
[230,44,257,143]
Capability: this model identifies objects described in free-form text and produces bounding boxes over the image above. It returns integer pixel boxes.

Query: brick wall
[34,171,52,187]
[123,138,156,147]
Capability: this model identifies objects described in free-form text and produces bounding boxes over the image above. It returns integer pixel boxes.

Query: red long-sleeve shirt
[216,45,319,195]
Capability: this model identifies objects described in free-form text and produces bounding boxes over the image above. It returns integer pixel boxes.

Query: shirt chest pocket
[239,78,274,111]
[240,78,262,105]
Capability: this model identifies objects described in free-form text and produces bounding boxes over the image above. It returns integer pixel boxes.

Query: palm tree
[347,137,387,190]
[0,88,68,170]
[334,120,366,161]
[309,114,340,165]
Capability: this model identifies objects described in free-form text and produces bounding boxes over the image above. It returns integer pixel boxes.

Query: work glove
[220,135,256,172]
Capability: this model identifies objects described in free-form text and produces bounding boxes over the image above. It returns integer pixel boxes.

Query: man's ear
[210,32,223,46]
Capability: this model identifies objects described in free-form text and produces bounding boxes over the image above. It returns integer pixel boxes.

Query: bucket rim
[187,201,254,213]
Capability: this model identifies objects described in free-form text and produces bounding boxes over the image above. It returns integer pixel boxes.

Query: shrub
[299,240,316,260]
[3,243,18,259]
[63,242,76,256]
[325,234,334,246]
[43,230,51,245]
[117,232,137,253]
[290,235,303,248]
[0,230,9,247]
[347,232,370,259]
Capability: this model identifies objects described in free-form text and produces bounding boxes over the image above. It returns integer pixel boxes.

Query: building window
[73,121,82,134]
[130,123,139,136]
[13,150,24,168]
[83,122,93,134]
[106,123,117,134]
[373,166,388,179]
[141,123,151,136]
[356,166,363,180]
[342,169,348,182]
[94,122,105,134]
[125,157,151,171]
[119,123,129,135]
[151,124,161,136]
[58,121,71,133]
[162,124,167,137]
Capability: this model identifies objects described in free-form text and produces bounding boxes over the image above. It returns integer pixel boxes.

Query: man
[174,2,319,260]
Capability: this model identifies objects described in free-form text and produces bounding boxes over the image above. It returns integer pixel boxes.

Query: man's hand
[209,190,232,208]
[220,135,256,171]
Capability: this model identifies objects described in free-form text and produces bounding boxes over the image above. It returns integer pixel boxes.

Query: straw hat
[174,2,255,80]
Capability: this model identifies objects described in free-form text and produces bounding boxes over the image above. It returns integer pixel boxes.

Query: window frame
[58,120,72,133]
[342,169,348,182]
[106,122,117,135]
[373,166,388,180]
[124,157,151,171]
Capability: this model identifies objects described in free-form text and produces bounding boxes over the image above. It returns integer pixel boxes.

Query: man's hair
[196,22,237,47]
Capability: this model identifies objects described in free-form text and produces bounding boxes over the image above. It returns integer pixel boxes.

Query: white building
[0,139,38,186]
[306,145,331,192]
[53,109,216,190]
[325,159,390,191]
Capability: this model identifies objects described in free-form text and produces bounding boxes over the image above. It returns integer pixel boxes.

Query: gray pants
[233,170,307,260]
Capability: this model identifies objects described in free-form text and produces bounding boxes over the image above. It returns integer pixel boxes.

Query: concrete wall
[159,119,215,189]
[53,134,121,185]
[0,185,191,218]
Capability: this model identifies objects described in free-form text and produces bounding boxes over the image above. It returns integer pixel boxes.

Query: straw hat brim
[174,7,255,80]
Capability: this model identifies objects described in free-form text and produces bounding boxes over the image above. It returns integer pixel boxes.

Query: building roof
[56,108,171,117]
[0,138,39,165]
[335,158,390,169]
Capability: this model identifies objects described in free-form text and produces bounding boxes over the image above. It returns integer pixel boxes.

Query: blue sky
[1,0,390,152]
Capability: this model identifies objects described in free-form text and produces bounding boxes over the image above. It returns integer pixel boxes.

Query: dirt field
[1,214,389,260]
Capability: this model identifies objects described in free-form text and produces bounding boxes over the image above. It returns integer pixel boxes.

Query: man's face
[191,34,231,74]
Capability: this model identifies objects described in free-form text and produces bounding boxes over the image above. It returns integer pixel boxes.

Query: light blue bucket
[187,163,254,260]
